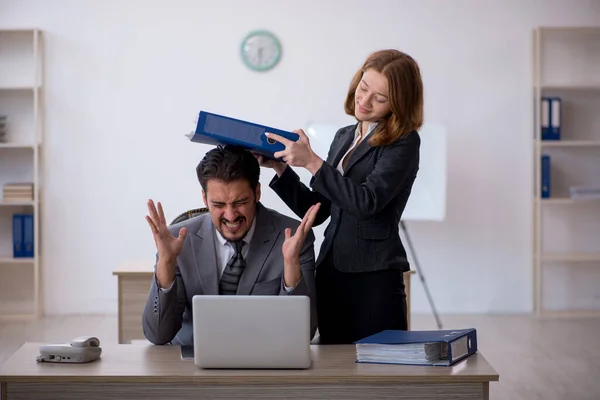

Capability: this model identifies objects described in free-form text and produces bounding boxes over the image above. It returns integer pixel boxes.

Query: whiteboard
[306,122,447,222]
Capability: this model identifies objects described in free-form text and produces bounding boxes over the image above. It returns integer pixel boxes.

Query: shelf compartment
[0,89,36,145]
[537,87,600,142]
[540,260,600,315]
[0,263,35,317]
[0,30,40,89]
[538,28,600,88]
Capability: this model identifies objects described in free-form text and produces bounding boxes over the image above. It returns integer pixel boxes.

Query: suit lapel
[343,132,374,173]
[237,203,279,295]
[190,218,220,295]
[329,124,357,168]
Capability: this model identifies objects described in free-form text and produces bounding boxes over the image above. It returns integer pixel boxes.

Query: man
[142,145,319,346]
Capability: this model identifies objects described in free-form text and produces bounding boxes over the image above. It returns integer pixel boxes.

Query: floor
[1,313,599,399]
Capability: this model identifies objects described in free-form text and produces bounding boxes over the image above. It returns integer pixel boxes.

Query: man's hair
[196,145,260,192]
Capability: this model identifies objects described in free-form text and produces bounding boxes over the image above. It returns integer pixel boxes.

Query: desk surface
[112,261,155,276]
[0,343,498,385]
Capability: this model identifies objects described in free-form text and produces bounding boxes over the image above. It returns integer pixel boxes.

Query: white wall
[1,0,599,315]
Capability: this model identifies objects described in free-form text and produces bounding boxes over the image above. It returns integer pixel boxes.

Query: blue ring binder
[187,111,300,160]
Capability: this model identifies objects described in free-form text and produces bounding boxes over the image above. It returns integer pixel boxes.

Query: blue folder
[12,213,34,258]
[541,154,551,198]
[23,214,34,257]
[541,97,561,141]
[12,214,23,258]
[187,111,300,160]
[354,328,478,366]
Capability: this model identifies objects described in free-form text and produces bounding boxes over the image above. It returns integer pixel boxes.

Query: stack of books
[3,183,34,202]
[355,328,478,367]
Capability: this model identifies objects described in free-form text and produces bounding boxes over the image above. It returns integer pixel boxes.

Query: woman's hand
[267,129,324,175]
[252,153,288,177]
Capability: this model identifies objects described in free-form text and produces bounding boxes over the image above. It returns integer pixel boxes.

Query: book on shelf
[2,182,34,202]
[355,328,478,366]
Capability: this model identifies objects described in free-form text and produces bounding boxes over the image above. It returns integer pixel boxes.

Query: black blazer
[269,123,420,273]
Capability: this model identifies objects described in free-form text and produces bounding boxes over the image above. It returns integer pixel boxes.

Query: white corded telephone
[36,336,102,363]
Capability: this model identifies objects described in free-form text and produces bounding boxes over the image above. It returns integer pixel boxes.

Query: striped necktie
[219,240,245,295]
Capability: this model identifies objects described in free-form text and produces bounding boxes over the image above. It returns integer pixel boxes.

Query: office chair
[169,207,209,225]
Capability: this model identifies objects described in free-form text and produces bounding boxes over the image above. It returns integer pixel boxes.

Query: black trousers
[315,251,408,344]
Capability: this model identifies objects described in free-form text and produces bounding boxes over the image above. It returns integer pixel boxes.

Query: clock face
[240,30,282,72]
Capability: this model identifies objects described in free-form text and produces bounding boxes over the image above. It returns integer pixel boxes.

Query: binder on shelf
[23,214,34,257]
[12,213,34,258]
[550,97,561,140]
[541,97,561,140]
[354,328,478,366]
[12,214,23,258]
[541,154,550,198]
[186,111,300,160]
[541,97,550,139]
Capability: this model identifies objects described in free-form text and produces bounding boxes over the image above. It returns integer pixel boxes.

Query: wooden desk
[112,261,155,344]
[113,262,417,344]
[1,343,498,399]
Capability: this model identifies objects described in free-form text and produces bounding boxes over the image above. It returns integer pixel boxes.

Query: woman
[257,49,423,344]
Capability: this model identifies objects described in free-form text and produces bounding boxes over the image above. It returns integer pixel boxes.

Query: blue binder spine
[550,97,561,140]
[23,214,34,258]
[447,329,478,365]
[541,97,550,140]
[541,155,551,198]
[12,214,24,258]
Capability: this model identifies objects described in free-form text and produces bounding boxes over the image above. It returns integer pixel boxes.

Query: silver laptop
[192,295,312,369]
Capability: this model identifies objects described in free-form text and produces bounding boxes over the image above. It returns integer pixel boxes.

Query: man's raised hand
[280,202,321,287]
[145,199,187,288]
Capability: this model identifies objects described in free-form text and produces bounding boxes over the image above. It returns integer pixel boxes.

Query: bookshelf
[532,27,600,317]
[0,29,43,319]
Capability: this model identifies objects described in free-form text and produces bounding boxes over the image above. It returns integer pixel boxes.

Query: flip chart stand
[400,221,443,329]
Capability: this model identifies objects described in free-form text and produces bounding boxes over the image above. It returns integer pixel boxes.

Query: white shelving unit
[0,29,43,319]
[532,27,600,317]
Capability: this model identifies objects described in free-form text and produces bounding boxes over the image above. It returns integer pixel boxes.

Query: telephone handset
[36,336,102,363]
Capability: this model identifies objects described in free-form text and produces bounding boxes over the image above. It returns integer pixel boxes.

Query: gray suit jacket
[142,202,317,345]
[269,123,420,274]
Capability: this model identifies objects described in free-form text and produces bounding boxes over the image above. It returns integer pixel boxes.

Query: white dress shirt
[213,216,257,279]
[336,122,378,174]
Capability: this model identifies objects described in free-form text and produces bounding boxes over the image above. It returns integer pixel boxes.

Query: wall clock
[240,30,282,72]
